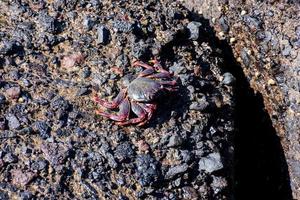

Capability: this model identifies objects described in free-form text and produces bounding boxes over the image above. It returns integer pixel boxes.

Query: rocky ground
[0,1,235,199]
[184,0,299,199]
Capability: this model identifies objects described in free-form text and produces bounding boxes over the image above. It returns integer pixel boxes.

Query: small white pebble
[229,37,236,43]
[268,79,276,85]
[241,10,247,16]
[18,97,24,103]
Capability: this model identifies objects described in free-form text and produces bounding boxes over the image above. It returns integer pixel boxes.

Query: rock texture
[184,0,299,199]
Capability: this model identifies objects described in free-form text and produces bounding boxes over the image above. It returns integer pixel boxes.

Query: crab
[93,59,177,126]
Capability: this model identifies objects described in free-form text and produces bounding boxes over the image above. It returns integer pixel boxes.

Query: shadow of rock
[188,11,293,200]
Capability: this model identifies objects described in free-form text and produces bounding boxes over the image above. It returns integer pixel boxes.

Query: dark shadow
[186,12,293,200]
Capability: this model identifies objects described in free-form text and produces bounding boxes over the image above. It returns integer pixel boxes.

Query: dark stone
[222,72,236,85]
[31,158,48,171]
[167,135,183,147]
[3,153,18,163]
[97,25,110,45]
[219,16,229,33]
[83,16,95,31]
[0,190,9,200]
[40,141,70,166]
[34,121,51,139]
[19,191,33,200]
[198,152,223,173]
[115,54,129,68]
[0,40,23,55]
[240,48,251,67]
[76,87,90,96]
[81,67,91,78]
[50,96,70,111]
[6,114,21,130]
[0,118,6,130]
[136,154,160,186]
[165,163,189,179]
[115,142,135,162]
[132,41,149,59]
[113,20,133,33]
[0,94,6,105]
[189,96,209,111]
[187,21,202,40]
[38,12,60,34]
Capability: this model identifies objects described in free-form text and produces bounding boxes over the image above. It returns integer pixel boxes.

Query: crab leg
[149,59,171,74]
[96,98,130,121]
[138,68,155,77]
[116,101,146,126]
[137,103,157,126]
[132,61,155,70]
[93,89,126,109]
[159,80,177,86]
[146,72,171,79]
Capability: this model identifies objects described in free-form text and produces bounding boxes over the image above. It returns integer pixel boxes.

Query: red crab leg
[96,98,130,121]
[138,68,155,77]
[134,60,172,79]
[137,103,157,126]
[146,72,171,79]
[159,80,177,86]
[132,61,154,70]
[93,89,126,109]
[149,59,171,74]
[116,101,146,126]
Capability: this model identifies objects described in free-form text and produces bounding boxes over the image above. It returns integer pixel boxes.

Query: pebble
[165,163,188,180]
[31,158,48,171]
[240,48,251,67]
[115,54,129,68]
[6,86,21,99]
[222,72,236,85]
[3,153,18,163]
[38,12,58,34]
[136,154,159,186]
[40,141,70,166]
[0,118,6,130]
[198,152,223,173]
[219,16,229,33]
[0,190,9,199]
[0,93,6,105]
[0,40,22,55]
[97,25,110,45]
[115,142,135,162]
[76,87,90,96]
[19,191,33,200]
[132,41,148,59]
[189,96,209,111]
[11,169,36,186]
[81,67,91,78]
[34,121,51,139]
[187,21,202,40]
[61,53,84,69]
[83,16,95,31]
[113,20,133,33]
[182,186,199,200]
[210,175,228,194]
[167,134,183,147]
[6,114,21,130]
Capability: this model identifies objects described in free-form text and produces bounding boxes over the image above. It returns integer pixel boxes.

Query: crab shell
[127,77,163,102]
